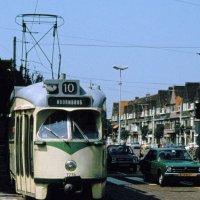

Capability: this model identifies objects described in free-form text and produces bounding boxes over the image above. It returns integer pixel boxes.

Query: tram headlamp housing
[65,160,77,171]
[44,84,59,94]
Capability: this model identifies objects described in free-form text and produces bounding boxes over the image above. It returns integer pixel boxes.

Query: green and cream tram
[9,77,107,199]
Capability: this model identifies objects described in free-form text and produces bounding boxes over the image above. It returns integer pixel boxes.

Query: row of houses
[110,82,200,146]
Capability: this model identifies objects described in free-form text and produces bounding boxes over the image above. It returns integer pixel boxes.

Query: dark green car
[139,148,200,186]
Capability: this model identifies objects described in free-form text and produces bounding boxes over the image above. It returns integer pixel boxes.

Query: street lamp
[113,65,128,144]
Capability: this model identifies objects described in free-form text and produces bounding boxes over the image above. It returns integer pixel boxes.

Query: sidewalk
[0,183,23,200]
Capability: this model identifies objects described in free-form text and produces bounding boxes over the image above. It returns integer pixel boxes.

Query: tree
[31,72,44,83]
[197,134,200,147]
[195,134,200,161]
[104,119,112,138]
[154,124,164,144]
[175,123,180,135]
[141,125,148,141]
[121,129,129,142]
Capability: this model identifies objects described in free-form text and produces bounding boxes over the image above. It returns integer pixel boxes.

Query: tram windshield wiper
[44,126,64,140]
[72,121,90,143]
[43,126,69,146]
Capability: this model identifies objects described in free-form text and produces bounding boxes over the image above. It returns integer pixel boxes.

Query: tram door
[15,112,34,194]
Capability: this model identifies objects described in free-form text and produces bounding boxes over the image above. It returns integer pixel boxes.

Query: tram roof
[10,80,106,108]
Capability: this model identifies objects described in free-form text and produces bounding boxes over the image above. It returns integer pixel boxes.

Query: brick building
[111,82,200,145]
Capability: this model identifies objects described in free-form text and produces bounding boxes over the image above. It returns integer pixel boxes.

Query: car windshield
[158,149,193,161]
[108,145,134,155]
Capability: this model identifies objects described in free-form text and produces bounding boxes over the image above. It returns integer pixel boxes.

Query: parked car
[127,142,141,149]
[160,143,174,148]
[139,148,200,186]
[174,143,185,148]
[141,143,151,150]
[185,143,199,151]
[107,145,139,172]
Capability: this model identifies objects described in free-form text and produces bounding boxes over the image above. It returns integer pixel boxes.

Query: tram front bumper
[63,176,82,194]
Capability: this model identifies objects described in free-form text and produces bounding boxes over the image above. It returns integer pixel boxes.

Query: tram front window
[38,111,68,139]
[71,110,99,139]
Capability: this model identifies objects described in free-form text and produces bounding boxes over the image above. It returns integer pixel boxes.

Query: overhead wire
[29,0,47,75]
[172,0,200,7]
[67,74,185,86]
[1,0,200,83]
[12,33,200,86]
[1,24,200,59]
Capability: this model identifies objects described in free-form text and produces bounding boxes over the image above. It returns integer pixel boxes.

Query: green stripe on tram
[47,142,88,155]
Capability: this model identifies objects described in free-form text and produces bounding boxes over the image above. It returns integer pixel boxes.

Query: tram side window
[71,110,99,139]
[38,111,68,139]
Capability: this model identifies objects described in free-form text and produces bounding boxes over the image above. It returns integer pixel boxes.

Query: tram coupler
[63,176,83,194]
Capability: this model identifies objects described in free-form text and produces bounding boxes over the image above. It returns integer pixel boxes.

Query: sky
[1,0,200,117]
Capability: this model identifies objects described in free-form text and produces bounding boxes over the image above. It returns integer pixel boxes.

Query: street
[1,170,200,200]
[1,149,199,200]
[105,171,200,200]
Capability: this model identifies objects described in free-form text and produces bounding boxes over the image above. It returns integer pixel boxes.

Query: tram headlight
[65,160,77,171]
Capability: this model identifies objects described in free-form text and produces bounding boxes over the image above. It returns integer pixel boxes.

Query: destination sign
[48,97,91,107]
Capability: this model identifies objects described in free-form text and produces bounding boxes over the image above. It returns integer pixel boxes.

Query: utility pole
[152,106,155,144]
[179,101,183,145]
[113,66,128,144]
[13,37,16,70]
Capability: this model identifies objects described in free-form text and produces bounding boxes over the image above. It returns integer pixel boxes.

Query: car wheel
[158,173,166,186]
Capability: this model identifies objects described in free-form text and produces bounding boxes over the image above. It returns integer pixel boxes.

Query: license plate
[178,173,197,177]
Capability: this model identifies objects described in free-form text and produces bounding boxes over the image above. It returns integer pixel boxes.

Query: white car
[185,143,199,150]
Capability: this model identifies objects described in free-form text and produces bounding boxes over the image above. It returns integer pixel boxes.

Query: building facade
[111,82,200,145]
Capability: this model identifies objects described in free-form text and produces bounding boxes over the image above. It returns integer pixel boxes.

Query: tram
[8,75,107,199]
